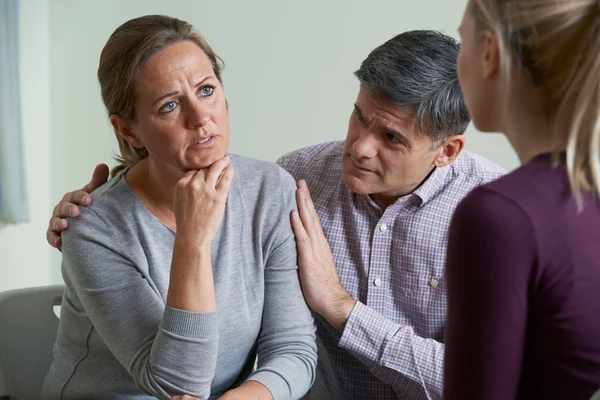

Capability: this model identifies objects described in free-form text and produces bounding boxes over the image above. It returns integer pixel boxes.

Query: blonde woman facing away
[444,1,600,399]
[41,15,316,400]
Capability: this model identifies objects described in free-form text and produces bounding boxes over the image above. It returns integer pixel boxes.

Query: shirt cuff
[338,301,396,362]
[161,305,218,339]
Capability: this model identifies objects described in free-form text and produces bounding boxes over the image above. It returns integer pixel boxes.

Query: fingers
[83,164,109,193]
[46,228,62,249]
[291,210,311,251]
[177,169,199,187]
[62,189,92,208]
[48,190,85,249]
[296,181,315,229]
[51,216,69,232]
[54,199,80,219]
[215,165,234,194]
[205,156,231,187]
[47,213,69,248]
[296,180,326,241]
[297,180,319,218]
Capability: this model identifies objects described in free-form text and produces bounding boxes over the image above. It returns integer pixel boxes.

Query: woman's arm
[443,187,536,400]
[63,210,217,400]
[239,168,318,400]
[167,157,233,313]
[63,159,234,400]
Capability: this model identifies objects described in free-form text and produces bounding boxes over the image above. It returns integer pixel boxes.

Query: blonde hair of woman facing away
[462,0,600,199]
[41,15,317,400]
[444,1,600,399]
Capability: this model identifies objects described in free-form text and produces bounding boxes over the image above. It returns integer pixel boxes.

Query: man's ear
[110,115,143,148]
[434,135,465,168]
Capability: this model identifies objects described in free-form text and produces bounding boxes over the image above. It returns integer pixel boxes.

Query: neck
[501,76,565,164]
[503,108,562,165]
[127,157,182,228]
[144,158,182,207]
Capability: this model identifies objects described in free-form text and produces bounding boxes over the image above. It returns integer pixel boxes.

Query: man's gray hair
[355,30,470,144]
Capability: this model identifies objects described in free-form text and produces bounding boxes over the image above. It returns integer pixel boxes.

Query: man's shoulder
[276,141,344,181]
[450,151,507,185]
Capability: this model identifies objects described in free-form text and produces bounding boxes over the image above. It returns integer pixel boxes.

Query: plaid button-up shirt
[277,141,505,400]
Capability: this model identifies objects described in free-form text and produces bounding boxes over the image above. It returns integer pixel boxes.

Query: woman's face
[457,3,500,132]
[122,40,229,172]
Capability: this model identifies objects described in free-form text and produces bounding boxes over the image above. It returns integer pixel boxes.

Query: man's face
[342,85,442,207]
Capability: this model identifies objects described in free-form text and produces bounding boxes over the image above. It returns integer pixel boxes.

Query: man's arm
[337,301,445,399]
[46,164,109,248]
[290,180,443,399]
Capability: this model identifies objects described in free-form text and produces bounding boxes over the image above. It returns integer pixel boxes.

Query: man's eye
[385,132,400,144]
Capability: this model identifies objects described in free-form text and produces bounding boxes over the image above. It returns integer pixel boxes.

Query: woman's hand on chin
[174,155,234,247]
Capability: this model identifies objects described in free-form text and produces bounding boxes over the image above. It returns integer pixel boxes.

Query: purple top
[444,153,600,400]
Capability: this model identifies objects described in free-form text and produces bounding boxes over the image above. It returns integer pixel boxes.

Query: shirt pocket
[390,239,447,339]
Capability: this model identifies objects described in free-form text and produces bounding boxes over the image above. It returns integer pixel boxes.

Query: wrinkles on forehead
[134,41,216,108]
[357,88,417,140]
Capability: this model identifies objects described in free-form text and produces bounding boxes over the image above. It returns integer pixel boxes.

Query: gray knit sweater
[42,154,317,400]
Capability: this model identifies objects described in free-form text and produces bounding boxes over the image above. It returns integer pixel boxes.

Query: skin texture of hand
[290,179,357,332]
[217,381,273,400]
[170,396,198,400]
[173,156,234,246]
[46,163,110,249]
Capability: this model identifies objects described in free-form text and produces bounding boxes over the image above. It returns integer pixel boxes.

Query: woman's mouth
[190,136,215,149]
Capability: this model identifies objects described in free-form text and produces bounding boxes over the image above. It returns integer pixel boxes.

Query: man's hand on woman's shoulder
[46,163,109,249]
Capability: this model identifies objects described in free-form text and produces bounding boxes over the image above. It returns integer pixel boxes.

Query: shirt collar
[411,165,450,206]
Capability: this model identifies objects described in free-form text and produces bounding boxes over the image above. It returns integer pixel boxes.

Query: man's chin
[341,173,374,195]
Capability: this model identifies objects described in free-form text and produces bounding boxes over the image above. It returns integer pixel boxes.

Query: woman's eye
[160,101,177,113]
[200,86,214,96]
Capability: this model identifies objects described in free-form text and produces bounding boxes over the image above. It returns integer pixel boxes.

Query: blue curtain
[0,0,28,224]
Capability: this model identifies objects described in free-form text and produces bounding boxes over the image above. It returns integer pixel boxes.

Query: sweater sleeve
[246,167,318,400]
[443,187,536,400]
[61,207,219,400]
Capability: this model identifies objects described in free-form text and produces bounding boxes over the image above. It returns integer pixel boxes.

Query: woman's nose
[186,100,211,129]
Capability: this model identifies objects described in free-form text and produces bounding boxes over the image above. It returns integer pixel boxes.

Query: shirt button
[379,223,388,232]
[373,278,382,287]
[429,278,439,288]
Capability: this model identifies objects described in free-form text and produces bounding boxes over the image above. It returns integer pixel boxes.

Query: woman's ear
[482,30,500,80]
[110,115,144,148]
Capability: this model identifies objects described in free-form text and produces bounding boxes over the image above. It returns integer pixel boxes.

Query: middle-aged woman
[444,0,600,399]
[41,15,317,400]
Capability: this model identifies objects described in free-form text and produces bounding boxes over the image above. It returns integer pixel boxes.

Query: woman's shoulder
[66,173,138,236]
[229,153,295,190]
[475,153,576,221]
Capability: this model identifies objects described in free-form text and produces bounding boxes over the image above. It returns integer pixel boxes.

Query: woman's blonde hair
[471,0,600,204]
[97,15,225,177]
